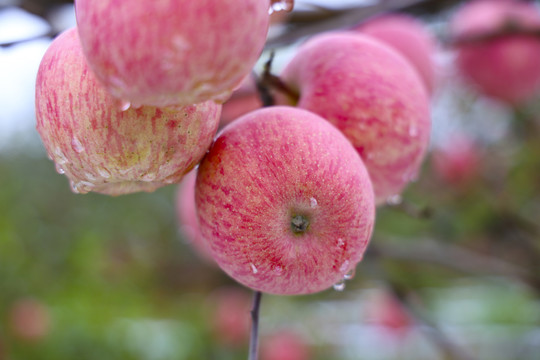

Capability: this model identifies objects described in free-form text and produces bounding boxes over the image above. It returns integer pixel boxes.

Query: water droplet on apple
[55,163,65,174]
[119,100,131,112]
[344,267,356,280]
[272,265,283,276]
[310,197,318,208]
[70,180,79,194]
[54,147,68,165]
[250,263,258,274]
[268,0,293,14]
[339,260,350,273]
[386,194,402,205]
[71,136,85,153]
[333,279,346,292]
[97,168,111,179]
[337,238,345,248]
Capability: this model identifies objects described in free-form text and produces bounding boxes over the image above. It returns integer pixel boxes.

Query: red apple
[260,331,310,360]
[75,0,270,107]
[195,106,375,295]
[175,170,214,262]
[450,0,540,104]
[363,290,412,338]
[9,299,51,342]
[208,287,252,346]
[35,28,221,196]
[278,32,431,204]
[357,13,437,95]
[431,135,481,187]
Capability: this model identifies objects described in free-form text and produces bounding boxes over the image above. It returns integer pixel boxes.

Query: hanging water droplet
[71,136,85,153]
[344,267,356,280]
[250,263,258,274]
[119,100,131,112]
[54,147,68,165]
[269,0,293,14]
[333,279,346,292]
[339,260,350,273]
[386,194,402,205]
[97,168,111,179]
[70,180,80,194]
[310,197,318,209]
[55,163,65,174]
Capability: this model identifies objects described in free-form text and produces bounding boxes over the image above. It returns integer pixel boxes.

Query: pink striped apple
[278,32,431,204]
[75,0,271,107]
[450,0,540,104]
[357,13,437,95]
[195,106,375,295]
[35,28,221,196]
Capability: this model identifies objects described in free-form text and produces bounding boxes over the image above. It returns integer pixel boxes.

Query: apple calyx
[291,214,310,234]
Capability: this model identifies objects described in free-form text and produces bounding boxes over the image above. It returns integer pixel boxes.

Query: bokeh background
[1,0,540,359]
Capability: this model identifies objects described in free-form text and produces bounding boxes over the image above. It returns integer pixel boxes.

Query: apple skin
[75,0,270,107]
[35,28,221,196]
[278,32,430,204]
[175,170,214,262]
[260,331,310,360]
[357,13,437,96]
[195,106,375,295]
[450,0,540,104]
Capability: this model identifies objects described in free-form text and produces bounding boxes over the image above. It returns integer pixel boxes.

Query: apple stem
[248,291,263,360]
[256,51,300,106]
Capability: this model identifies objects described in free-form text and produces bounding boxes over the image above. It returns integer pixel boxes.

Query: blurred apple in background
[219,75,263,127]
[450,0,540,104]
[9,298,51,342]
[260,330,310,360]
[363,290,412,339]
[356,13,438,96]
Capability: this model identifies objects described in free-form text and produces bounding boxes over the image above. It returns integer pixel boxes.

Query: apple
[260,331,310,360]
[278,32,431,204]
[363,290,412,338]
[356,13,437,95]
[175,170,214,261]
[9,298,51,341]
[75,0,271,107]
[35,28,221,196]
[431,135,481,187]
[207,286,252,346]
[195,106,375,295]
[450,0,540,104]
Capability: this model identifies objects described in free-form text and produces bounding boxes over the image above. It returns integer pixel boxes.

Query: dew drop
[54,147,68,165]
[119,100,131,112]
[97,168,111,179]
[310,197,318,209]
[344,267,356,280]
[337,238,345,248]
[333,279,346,292]
[55,163,65,174]
[250,263,258,274]
[339,260,350,274]
[269,0,293,14]
[71,136,85,153]
[386,194,402,205]
[272,265,283,276]
[70,180,80,194]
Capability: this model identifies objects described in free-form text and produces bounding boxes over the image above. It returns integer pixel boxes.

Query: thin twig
[248,291,263,360]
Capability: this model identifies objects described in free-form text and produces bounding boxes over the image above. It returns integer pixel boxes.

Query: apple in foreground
[450,0,540,104]
[357,13,437,96]
[75,0,270,107]
[195,106,375,295]
[35,28,221,196]
[278,32,431,204]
